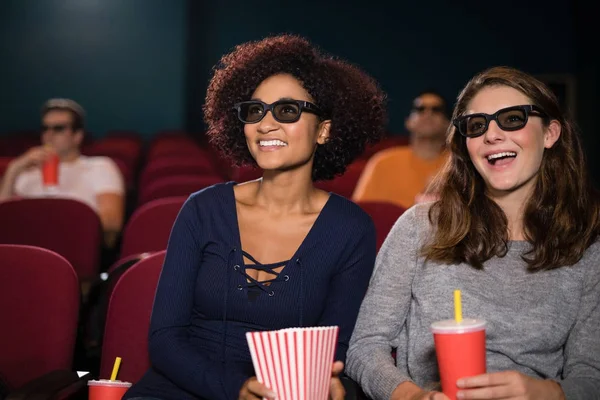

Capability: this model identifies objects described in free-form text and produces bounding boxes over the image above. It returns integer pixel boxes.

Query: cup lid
[87,379,132,388]
[430,318,486,334]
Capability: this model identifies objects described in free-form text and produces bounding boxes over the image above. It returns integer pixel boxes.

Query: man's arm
[96,192,125,248]
[92,157,126,248]
[0,147,52,200]
[0,163,22,200]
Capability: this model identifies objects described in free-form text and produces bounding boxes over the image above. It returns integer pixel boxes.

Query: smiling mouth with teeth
[259,140,287,147]
[487,152,517,165]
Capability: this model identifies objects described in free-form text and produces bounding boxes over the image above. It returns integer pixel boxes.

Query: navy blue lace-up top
[124,182,376,400]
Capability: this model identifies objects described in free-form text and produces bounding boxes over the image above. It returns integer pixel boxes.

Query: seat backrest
[0,132,39,157]
[0,198,102,281]
[82,138,142,161]
[80,252,154,362]
[146,136,205,161]
[315,160,367,198]
[357,201,407,251]
[137,175,224,206]
[0,157,14,179]
[138,156,220,189]
[0,244,80,390]
[109,157,134,189]
[100,251,166,383]
[105,130,143,142]
[120,196,186,258]
[230,165,263,183]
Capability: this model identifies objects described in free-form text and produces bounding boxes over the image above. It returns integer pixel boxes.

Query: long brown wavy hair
[421,66,600,271]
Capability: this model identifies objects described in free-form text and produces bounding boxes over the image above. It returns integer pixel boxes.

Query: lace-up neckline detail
[234,250,291,300]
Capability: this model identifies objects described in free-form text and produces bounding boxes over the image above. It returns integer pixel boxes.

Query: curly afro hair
[204,34,387,181]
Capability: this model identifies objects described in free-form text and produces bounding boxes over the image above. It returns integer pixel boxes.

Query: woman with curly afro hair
[124,34,387,400]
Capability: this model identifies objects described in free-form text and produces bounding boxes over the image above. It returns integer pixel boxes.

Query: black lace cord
[235,250,290,296]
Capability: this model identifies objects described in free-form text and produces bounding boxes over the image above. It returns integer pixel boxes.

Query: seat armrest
[6,370,90,400]
[342,375,370,400]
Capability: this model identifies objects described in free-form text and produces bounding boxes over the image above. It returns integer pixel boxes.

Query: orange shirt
[352,146,448,209]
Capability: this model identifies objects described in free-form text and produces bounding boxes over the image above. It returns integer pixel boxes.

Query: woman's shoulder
[577,238,600,270]
[398,201,433,229]
[187,181,235,203]
[329,194,375,229]
[180,181,235,218]
[382,201,434,247]
[328,196,435,237]
[570,239,600,292]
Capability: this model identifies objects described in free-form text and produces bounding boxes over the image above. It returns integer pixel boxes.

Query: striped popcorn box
[246,326,339,400]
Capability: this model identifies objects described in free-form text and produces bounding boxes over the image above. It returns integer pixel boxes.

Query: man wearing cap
[0,98,125,248]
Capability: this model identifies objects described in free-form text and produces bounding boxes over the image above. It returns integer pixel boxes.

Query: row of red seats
[4,245,377,400]
[0,129,200,159]
[1,129,408,270]
[0,130,409,183]
[0,129,408,159]
[0,196,405,282]
[0,131,409,398]
[5,209,395,398]
[0,243,165,397]
[135,135,410,205]
[131,134,226,205]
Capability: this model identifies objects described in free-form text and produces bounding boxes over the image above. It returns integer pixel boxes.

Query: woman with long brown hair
[346,66,600,400]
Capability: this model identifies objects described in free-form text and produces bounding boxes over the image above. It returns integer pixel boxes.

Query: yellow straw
[454,290,463,323]
[110,357,122,381]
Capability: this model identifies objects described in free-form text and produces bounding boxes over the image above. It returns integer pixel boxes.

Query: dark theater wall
[0,0,187,138]
[3,0,596,182]
[185,0,576,136]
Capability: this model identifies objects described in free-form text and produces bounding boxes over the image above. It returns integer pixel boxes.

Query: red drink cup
[87,379,132,400]
[431,319,486,400]
[42,153,59,186]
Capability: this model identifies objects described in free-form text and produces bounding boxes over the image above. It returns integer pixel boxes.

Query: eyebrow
[249,97,304,102]
[464,105,518,114]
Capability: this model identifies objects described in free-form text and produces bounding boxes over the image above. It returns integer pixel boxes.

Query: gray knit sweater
[346,203,600,400]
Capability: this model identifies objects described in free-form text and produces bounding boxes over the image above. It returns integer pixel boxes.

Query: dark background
[1,0,598,180]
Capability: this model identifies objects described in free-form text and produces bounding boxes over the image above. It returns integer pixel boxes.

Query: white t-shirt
[14,156,124,213]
